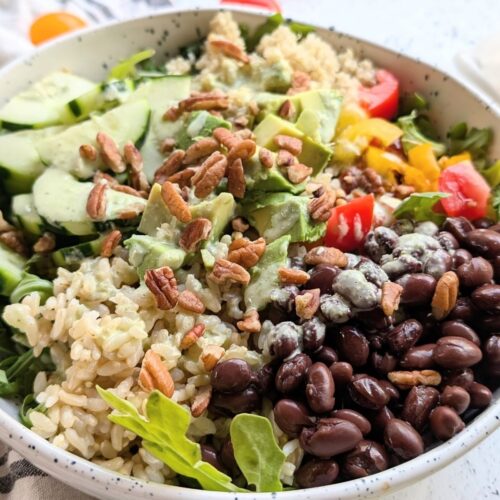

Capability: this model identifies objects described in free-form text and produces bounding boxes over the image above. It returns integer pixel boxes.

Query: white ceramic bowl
[0,7,498,500]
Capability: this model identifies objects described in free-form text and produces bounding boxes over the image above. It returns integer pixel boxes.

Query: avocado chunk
[242,192,326,243]
[124,235,186,277]
[244,235,290,311]
[253,114,332,174]
[177,111,231,150]
[138,183,173,236]
[260,61,292,93]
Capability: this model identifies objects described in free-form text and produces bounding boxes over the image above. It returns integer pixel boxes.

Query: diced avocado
[242,192,326,243]
[12,194,44,236]
[0,243,26,296]
[124,235,185,277]
[176,111,231,150]
[256,93,297,121]
[244,235,290,311]
[138,183,173,236]
[253,114,332,174]
[260,61,292,93]
[52,236,105,270]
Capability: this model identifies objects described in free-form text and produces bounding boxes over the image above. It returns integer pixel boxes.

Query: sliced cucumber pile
[0,243,26,296]
[11,194,44,236]
[52,236,105,269]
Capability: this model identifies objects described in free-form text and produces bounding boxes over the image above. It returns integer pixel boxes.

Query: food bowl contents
[0,11,499,493]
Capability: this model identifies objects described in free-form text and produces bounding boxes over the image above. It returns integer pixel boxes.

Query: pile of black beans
[206,216,499,489]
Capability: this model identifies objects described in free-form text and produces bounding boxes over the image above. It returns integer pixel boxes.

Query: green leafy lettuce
[393,192,450,224]
[397,110,446,157]
[447,122,493,169]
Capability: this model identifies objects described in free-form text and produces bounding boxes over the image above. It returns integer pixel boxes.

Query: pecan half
[179,218,212,252]
[191,385,212,417]
[161,181,192,223]
[208,259,251,286]
[277,149,296,167]
[139,350,175,397]
[79,144,97,161]
[33,232,56,253]
[183,137,219,164]
[279,99,295,120]
[86,182,108,220]
[180,324,206,350]
[145,266,179,310]
[237,308,261,333]
[168,167,197,188]
[160,137,176,154]
[163,105,183,121]
[432,271,459,320]
[278,267,310,285]
[179,92,229,113]
[96,132,125,173]
[295,289,321,320]
[93,171,118,185]
[213,127,239,150]
[381,282,403,316]
[154,149,186,184]
[100,230,122,258]
[111,184,144,197]
[393,184,416,199]
[388,370,442,389]
[200,346,225,372]
[287,163,313,184]
[227,139,257,164]
[123,141,143,173]
[258,147,274,168]
[209,38,249,63]
[192,151,228,198]
[288,71,311,95]
[178,290,206,314]
[274,135,303,155]
[0,230,28,256]
[228,237,266,268]
[227,158,246,199]
[304,246,348,267]
[308,190,336,222]
[231,217,249,232]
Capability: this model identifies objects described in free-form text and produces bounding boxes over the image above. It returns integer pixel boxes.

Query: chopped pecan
[340,166,384,195]
[96,132,125,173]
[160,137,176,154]
[237,308,261,333]
[192,152,228,198]
[33,232,56,253]
[154,149,186,184]
[161,181,192,223]
[381,282,403,316]
[213,127,239,150]
[163,105,183,121]
[139,350,174,397]
[111,184,144,197]
[258,147,274,168]
[86,182,108,220]
[233,116,249,128]
[116,208,143,220]
[304,246,348,267]
[179,218,212,252]
[227,158,246,199]
[432,271,459,320]
[200,346,225,372]
[93,171,118,185]
[191,385,212,417]
[180,324,206,350]
[208,258,251,286]
[388,370,442,389]
[130,170,150,193]
[179,92,229,113]
[277,149,296,167]
[228,237,266,268]
[178,290,206,314]
[100,230,122,258]
[393,184,416,199]
[274,135,303,155]
[183,137,219,165]
[168,167,197,188]
[231,217,249,233]
[288,70,311,95]
[278,267,310,285]
[79,144,97,161]
[0,230,28,256]
[308,190,336,222]
[227,139,257,164]
[234,128,254,141]
[145,266,179,310]
[209,38,249,63]
[279,99,295,120]
[123,141,143,173]
[287,163,313,184]
[295,289,321,320]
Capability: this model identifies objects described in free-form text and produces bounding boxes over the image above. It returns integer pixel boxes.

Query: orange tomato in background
[29,12,87,46]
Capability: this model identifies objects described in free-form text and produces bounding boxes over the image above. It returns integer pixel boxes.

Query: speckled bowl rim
[0,6,498,500]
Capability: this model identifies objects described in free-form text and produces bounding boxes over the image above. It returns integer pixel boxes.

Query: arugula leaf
[483,160,500,189]
[393,192,450,224]
[109,49,156,80]
[397,111,446,157]
[97,387,246,492]
[447,122,493,169]
[230,413,285,492]
[399,91,428,115]
[492,186,500,219]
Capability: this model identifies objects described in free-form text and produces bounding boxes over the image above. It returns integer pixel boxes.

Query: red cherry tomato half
[359,69,400,120]
[438,161,491,220]
[220,0,282,12]
[325,194,375,252]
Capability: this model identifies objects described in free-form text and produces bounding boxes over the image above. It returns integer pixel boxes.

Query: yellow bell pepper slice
[438,152,471,169]
[339,118,403,147]
[403,165,433,192]
[336,103,369,133]
[408,143,441,187]
[365,147,405,185]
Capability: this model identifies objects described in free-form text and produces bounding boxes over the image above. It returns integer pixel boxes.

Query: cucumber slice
[0,243,26,296]
[11,194,44,236]
[36,99,150,179]
[0,72,96,130]
[33,168,147,236]
[0,126,64,194]
[52,236,104,269]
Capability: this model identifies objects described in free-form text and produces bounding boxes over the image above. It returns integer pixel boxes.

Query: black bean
[272,285,299,313]
[306,265,341,294]
[211,387,260,414]
[368,334,384,351]
[364,227,399,263]
[253,364,274,394]
[441,320,480,346]
[295,459,339,488]
[370,406,394,433]
[468,382,492,409]
[490,223,500,233]
[477,313,500,335]
[302,317,326,353]
[384,418,424,460]
[440,385,470,415]
[300,418,363,458]
[270,336,298,359]
[437,231,459,250]
[473,217,494,229]
[349,374,390,410]
[200,444,226,473]
[331,409,372,436]
[357,308,393,332]
[314,346,338,365]
[397,274,436,306]
[378,380,400,401]
[423,249,452,279]
[211,359,253,394]
[371,352,398,374]
[336,326,370,367]
[452,249,473,269]
[494,255,500,280]
[485,335,500,378]
[342,440,389,478]
[274,399,313,437]
[466,229,500,258]
[471,284,500,313]
[275,353,312,393]
[219,439,238,473]
[442,368,474,390]
[391,219,414,235]
[433,336,483,369]
[457,257,493,288]
[386,320,423,354]
[448,297,475,322]
[400,344,436,370]
[401,386,440,431]
[329,361,353,386]
[442,217,474,242]
[429,406,465,440]
[306,363,335,413]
